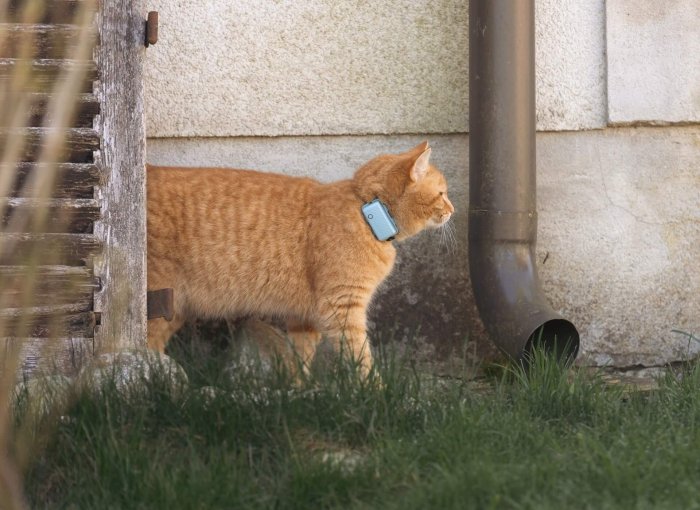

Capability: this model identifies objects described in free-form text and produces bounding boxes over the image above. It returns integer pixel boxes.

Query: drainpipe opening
[525,319,580,365]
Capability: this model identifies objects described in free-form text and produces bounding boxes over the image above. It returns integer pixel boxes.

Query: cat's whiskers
[437,219,457,255]
[447,221,457,252]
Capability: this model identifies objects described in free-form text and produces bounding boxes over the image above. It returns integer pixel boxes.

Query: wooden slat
[0,233,101,265]
[0,127,99,162]
[0,311,96,338]
[0,303,90,316]
[3,162,100,198]
[0,23,93,59]
[1,198,100,233]
[94,0,148,349]
[2,337,94,378]
[6,0,84,25]
[0,262,94,280]
[0,264,97,308]
[25,92,100,128]
[0,59,96,93]
[0,265,95,335]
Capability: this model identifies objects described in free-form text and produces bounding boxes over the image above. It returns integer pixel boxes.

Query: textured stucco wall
[143,0,606,137]
[607,1,700,124]
[148,128,700,367]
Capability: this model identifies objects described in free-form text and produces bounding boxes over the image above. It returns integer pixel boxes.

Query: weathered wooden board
[5,162,100,198]
[0,264,93,279]
[6,0,84,24]
[0,310,96,337]
[2,198,100,233]
[0,264,97,308]
[0,127,99,162]
[0,232,101,265]
[2,337,94,377]
[93,0,147,351]
[0,58,96,92]
[26,92,99,128]
[0,303,92,317]
[0,23,94,59]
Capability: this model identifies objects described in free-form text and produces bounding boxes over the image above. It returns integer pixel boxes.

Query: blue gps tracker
[361,199,399,241]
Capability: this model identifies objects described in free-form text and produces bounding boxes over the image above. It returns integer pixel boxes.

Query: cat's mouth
[428,213,452,228]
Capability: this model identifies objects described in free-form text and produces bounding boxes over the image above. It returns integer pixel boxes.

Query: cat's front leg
[319,304,373,377]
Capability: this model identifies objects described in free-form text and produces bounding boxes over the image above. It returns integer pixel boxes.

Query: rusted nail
[147,288,174,321]
[145,11,159,47]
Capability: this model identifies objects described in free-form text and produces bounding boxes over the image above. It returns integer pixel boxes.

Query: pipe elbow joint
[468,217,579,363]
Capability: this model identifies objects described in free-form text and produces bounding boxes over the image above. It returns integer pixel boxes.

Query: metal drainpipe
[468,0,579,361]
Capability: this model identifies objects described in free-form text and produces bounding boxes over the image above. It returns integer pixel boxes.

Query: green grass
[17,337,700,509]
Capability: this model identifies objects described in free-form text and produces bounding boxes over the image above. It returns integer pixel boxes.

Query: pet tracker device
[361,199,399,241]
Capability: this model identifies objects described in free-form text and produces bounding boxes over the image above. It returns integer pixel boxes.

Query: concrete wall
[144,0,700,367]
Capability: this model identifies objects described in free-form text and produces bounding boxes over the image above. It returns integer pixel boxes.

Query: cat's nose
[444,197,455,213]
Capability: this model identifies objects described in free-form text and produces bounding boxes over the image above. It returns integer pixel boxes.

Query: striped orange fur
[146,142,453,373]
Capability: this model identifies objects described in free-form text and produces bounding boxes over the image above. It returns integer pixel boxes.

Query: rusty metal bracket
[147,288,173,321]
[145,11,159,47]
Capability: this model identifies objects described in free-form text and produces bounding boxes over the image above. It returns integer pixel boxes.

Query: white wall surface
[144,0,606,137]
[535,0,606,130]
[607,0,700,124]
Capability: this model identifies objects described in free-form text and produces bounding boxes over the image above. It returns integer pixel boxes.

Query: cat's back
[147,165,321,264]
[147,165,317,207]
[147,165,318,232]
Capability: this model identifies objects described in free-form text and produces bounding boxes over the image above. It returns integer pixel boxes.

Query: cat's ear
[409,141,430,154]
[409,147,432,182]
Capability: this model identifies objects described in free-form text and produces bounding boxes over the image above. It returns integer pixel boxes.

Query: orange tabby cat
[146,142,454,373]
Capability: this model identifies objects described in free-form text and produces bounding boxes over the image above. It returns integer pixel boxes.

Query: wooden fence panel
[1,0,148,376]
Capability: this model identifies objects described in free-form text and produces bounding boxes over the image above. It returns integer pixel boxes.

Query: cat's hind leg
[286,318,323,374]
[147,315,185,353]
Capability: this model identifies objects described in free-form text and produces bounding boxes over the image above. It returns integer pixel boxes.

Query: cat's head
[353,141,454,240]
